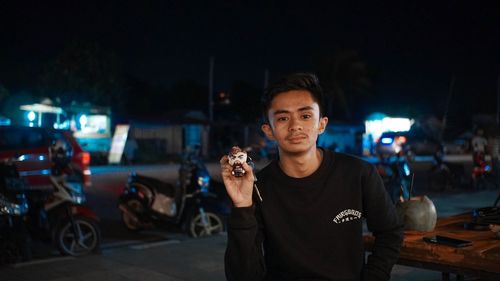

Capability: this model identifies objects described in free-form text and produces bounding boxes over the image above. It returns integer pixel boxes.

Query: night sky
[1,1,500,119]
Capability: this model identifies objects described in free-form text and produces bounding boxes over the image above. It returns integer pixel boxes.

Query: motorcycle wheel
[188,211,224,238]
[55,216,100,256]
[121,198,145,231]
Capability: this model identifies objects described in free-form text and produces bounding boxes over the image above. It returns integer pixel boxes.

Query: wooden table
[364,214,500,281]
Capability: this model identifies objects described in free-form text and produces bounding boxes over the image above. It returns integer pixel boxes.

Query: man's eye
[277,116,289,122]
[302,114,312,120]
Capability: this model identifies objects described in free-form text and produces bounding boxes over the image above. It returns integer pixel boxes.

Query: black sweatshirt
[225,150,404,281]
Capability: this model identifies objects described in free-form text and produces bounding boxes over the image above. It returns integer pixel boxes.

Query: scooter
[471,152,495,189]
[0,161,30,265]
[119,149,229,237]
[375,152,413,204]
[428,148,465,191]
[25,140,101,256]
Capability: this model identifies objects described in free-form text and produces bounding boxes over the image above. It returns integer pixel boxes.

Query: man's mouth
[286,134,307,142]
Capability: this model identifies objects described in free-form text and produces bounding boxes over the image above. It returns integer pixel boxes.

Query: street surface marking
[10,256,75,268]
[129,239,180,250]
[101,240,145,249]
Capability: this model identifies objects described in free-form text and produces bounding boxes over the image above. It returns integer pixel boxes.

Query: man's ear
[318,116,328,134]
[261,123,276,140]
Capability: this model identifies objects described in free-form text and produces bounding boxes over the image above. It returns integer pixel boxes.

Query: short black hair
[261,73,325,124]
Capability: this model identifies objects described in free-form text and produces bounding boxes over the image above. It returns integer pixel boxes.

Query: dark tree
[315,50,372,120]
[0,83,9,108]
[230,81,262,122]
[38,41,125,110]
[169,80,208,111]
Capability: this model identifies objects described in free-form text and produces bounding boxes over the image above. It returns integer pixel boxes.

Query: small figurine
[228,146,248,177]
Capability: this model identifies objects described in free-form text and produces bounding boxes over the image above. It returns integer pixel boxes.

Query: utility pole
[497,76,500,128]
[441,75,455,142]
[208,56,215,123]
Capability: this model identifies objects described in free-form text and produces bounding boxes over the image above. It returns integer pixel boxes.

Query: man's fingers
[241,161,254,176]
[220,155,228,165]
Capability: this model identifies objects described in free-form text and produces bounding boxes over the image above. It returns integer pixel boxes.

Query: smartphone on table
[423,235,472,248]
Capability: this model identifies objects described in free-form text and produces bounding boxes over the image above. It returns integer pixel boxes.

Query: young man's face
[261,90,328,155]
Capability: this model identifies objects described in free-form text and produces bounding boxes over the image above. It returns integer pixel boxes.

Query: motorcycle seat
[131,173,176,197]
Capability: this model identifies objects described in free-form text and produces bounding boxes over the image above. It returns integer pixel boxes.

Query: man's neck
[278,148,323,178]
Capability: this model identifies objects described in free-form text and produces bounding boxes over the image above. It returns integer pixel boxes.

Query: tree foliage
[38,41,125,110]
[315,50,372,120]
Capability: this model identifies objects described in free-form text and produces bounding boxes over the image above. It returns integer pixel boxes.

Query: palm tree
[315,50,371,120]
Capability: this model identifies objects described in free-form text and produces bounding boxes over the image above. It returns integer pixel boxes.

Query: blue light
[27,111,36,122]
[38,155,46,161]
[381,137,393,144]
[403,163,411,176]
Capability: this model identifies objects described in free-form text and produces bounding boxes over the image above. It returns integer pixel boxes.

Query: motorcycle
[25,140,101,256]
[0,161,30,265]
[375,152,413,204]
[471,152,496,189]
[428,148,465,191]
[119,149,229,237]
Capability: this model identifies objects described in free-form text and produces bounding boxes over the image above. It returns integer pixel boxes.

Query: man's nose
[288,116,303,131]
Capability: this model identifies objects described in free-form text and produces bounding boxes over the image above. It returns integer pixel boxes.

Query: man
[220,73,403,281]
[472,128,488,164]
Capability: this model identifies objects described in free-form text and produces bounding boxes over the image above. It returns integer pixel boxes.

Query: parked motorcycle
[471,152,496,189]
[25,140,101,256]
[119,149,229,237]
[428,148,465,191]
[0,161,30,265]
[375,152,413,204]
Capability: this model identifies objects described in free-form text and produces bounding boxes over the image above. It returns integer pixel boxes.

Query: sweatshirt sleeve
[361,165,404,281]
[225,204,266,281]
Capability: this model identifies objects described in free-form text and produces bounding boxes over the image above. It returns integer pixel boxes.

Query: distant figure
[472,128,488,167]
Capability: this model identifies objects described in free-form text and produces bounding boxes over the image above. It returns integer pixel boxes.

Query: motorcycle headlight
[197,175,210,192]
[403,163,411,176]
[71,193,87,204]
[66,182,87,204]
[0,197,28,216]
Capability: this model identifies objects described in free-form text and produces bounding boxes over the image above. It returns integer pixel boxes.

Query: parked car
[0,126,91,188]
[375,131,410,156]
[376,131,445,158]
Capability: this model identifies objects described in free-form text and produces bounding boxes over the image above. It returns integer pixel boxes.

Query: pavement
[2,157,499,281]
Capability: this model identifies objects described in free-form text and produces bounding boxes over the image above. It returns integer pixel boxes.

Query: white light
[365,117,413,141]
[29,122,34,127]
[79,115,88,128]
[27,111,36,121]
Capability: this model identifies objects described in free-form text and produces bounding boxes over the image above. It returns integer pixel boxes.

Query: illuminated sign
[108,124,130,164]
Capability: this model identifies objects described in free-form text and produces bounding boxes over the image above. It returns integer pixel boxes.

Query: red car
[0,126,91,188]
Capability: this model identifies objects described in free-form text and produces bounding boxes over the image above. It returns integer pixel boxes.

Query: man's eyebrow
[273,106,314,115]
[298,106,314,111]
[273,109,290,115]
